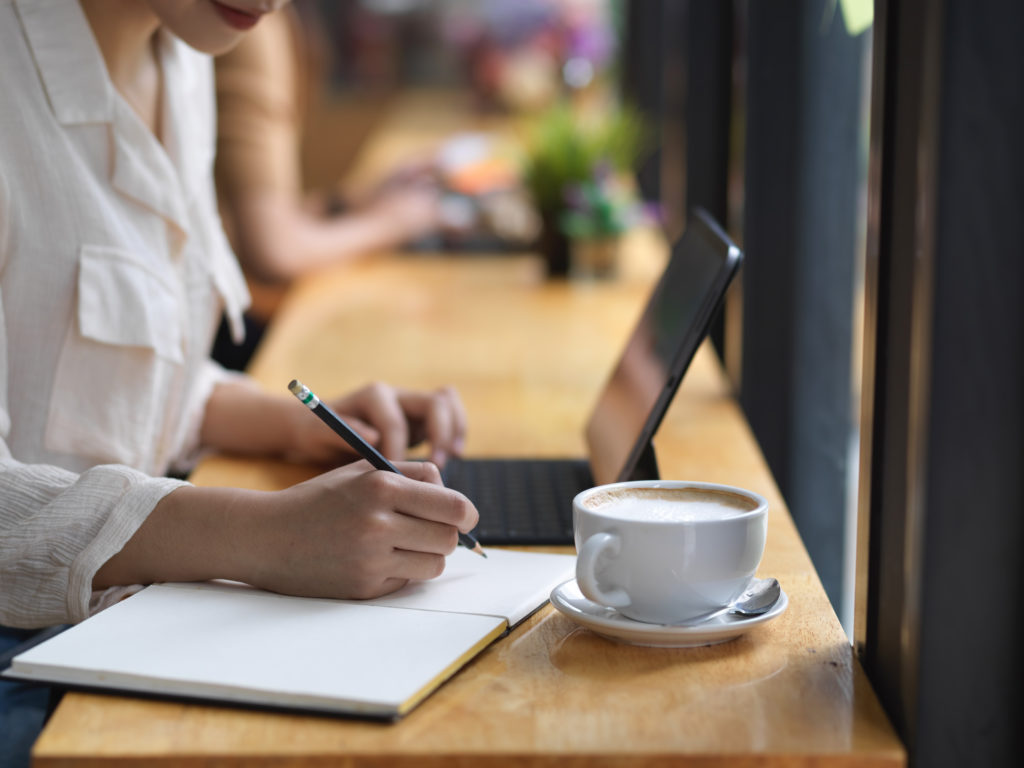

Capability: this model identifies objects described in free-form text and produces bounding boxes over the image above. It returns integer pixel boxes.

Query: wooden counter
[33,250,903,767]
[32,91,904,767]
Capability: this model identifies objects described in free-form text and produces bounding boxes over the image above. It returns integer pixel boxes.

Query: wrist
[217,486,283,588]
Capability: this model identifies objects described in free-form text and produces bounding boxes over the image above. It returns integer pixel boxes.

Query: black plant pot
[537,210,570,278]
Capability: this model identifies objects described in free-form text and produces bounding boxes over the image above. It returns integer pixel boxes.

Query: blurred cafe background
[216,2,1022,767]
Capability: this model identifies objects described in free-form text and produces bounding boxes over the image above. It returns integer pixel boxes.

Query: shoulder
[215,8,298,87]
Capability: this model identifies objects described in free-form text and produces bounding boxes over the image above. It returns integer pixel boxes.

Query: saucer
[549,579,788,648]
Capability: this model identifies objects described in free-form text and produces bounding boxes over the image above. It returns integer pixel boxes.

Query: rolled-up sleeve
[0,450,186,628]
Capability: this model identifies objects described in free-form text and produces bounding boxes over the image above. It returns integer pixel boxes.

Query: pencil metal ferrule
[288,379,320,410]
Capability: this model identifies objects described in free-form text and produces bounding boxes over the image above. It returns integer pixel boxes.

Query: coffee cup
[573,480,768,624]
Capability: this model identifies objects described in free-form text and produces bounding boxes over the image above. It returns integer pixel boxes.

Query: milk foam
[582,487,757,522]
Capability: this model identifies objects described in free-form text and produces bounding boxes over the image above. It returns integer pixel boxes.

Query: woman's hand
[363,181,443,243]
[202,379,466,470]
[94,461,480,601]
[246,460,478,599]
[287,382,467,468]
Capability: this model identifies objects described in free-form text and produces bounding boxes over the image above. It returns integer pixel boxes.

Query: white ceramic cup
[573,480,769,624]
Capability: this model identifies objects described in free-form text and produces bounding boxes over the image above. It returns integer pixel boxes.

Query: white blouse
[0,0,250,627]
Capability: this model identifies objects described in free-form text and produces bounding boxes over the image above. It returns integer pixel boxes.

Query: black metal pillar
[740,0,866,612]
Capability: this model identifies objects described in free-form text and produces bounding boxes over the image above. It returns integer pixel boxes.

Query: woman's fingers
[395,385,467,465]
[365,467,477,533]
[393,459,444,486]
[254,462,480,601]
[387,549,449,581]
[328,383,467,467]
[336,382,409,460]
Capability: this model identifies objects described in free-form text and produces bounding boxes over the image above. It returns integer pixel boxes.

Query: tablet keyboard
[442,457,593,545]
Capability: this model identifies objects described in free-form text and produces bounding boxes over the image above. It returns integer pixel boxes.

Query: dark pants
[210,312,267,372]
[0,626,65,768]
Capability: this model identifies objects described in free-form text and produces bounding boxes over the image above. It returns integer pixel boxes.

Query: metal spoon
[675,577,781,625]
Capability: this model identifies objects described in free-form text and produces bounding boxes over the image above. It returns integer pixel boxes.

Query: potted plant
[560,163,646,279]
[520,102,647,276]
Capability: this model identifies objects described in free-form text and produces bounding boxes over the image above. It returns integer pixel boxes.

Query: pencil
[288,379,486,558]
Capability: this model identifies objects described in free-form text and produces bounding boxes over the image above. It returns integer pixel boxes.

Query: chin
[182,30,248,56]
[149,0,263,56]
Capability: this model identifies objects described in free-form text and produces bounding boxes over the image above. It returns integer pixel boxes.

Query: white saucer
[549,579,788,648]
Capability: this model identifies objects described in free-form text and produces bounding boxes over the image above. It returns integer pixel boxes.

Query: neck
[80,0,161,89]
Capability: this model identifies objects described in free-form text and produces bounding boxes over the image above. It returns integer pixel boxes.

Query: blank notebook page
[369,546,576,624]
[9,582,505,717]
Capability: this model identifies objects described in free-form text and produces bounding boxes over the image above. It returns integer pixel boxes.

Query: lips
[211,1,262,31]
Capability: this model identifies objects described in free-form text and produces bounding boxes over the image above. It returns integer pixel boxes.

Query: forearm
[92,484,270,590]
[198,378,376,470]
[199,378,298,458]
[233,192,397,282]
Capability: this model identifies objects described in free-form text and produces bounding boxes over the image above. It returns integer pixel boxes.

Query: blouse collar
[14,0,114,126]
[14,0,210,240]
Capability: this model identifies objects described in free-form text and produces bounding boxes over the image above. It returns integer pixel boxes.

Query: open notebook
[3,547,575,719]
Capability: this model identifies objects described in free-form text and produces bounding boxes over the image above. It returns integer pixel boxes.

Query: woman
[0,0,476,761]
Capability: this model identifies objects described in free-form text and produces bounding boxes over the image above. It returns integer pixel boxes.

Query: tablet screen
[584,211,741,485]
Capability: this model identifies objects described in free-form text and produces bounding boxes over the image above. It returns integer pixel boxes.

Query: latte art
[582,487,756,522]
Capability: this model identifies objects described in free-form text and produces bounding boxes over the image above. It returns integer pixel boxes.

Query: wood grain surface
[32,92,904,768]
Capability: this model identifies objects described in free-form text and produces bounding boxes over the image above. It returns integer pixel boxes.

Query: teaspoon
[676,577,781,625]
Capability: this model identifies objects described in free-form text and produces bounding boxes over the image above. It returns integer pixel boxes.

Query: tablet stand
[625,442,660,481]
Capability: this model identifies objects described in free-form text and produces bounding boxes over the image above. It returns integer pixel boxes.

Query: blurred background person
[211,0,626,369]
[211,2,445,370]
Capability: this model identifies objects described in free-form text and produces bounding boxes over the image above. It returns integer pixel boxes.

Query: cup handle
[576,532,631,609]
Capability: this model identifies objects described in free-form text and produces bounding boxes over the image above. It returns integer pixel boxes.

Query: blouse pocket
[44,245,184,468]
